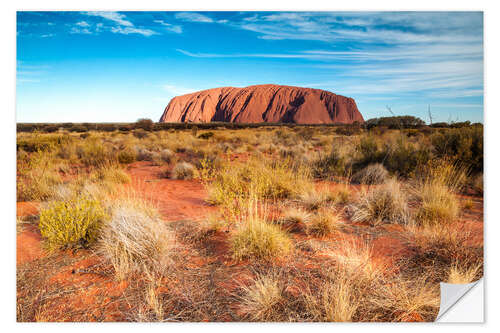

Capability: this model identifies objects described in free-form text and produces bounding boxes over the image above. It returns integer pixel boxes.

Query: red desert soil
[123,161,217,221]
[16,162,484,321]
[17,202,42,265]
[160,84,364,124]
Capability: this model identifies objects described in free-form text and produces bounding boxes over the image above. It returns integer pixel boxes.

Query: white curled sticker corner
[436,278,484,322]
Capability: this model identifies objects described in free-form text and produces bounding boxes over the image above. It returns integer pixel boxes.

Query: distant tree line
[16,116,482,133]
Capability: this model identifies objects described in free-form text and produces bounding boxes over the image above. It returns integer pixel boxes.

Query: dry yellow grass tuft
[308,208,342,236]
[448,262,482,284]
[304,271,360,322]
[231,200,292,261]
[99,199,172,280]
[239,273,285,321]
[278,207,311,232]
[350,179,410,225]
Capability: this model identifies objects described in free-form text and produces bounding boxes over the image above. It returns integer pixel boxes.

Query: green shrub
[382,138,431,178]
[39,196,108,251]
[312,148,347,179]
[431,127,483,173]
[355,135,384,168]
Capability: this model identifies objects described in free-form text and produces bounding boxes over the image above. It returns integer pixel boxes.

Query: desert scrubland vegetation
[16,119,483,322]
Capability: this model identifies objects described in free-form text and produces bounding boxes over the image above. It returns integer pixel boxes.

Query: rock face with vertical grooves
[159,84,364,124]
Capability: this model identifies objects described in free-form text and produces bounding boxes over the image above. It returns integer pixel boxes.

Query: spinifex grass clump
[351,163,389,185]
[414,160,466,225]
[308,209,342,236]
[117,149,136,164]
[171,161,196,180]
[92,164,131,184]
[350,179,410,226]
[77,139,115,167]
[99,199,172,280]
[207,158,312,207]
[231,199,292,261]
[239,272,286,321]
[39,196,108,251]
[17,150,63,201]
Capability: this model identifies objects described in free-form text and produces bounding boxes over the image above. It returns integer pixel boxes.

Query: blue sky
[16,11,483,123]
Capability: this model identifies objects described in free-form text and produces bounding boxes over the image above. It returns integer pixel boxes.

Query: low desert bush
[354,135,384,168]
[312,148,347,179]
[328,238,381,282]
[171,162,196,180]
[99,201,172,279]
[160,149,174,163]
[39,196,108,251]
[382,138,431,178]
[350,179,410,225]
[431,126,483,173]
[239,273,285,321]
[136,147,154,161]
[351,163,388,185]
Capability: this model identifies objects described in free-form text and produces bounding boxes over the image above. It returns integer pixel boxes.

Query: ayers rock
[159,84,364,124]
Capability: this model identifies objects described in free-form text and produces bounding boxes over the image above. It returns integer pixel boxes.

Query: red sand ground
[16,161,484,322]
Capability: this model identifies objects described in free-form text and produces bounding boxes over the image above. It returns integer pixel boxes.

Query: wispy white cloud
[110,26,157,36]
[230,12,483,44]
[175,12,214,23]
[76,21,90,27]
[77,11,158,36]
[153,20,183,34]
[85,11,133,27]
